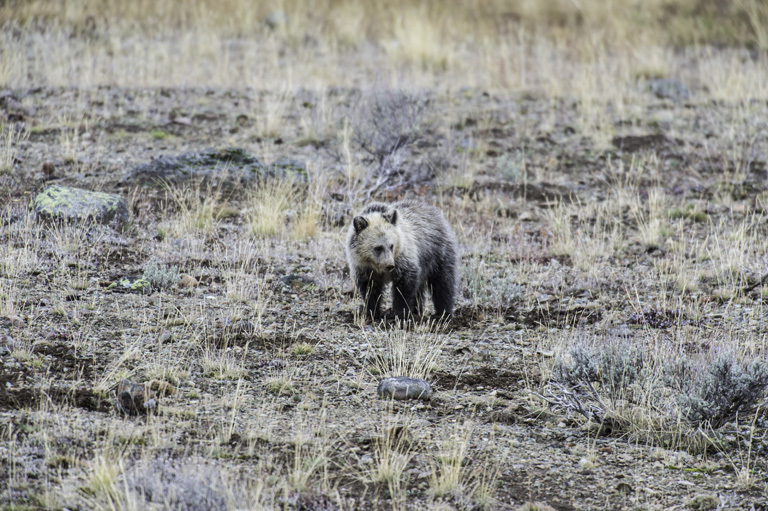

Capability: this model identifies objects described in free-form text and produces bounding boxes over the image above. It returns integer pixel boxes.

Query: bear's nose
[386,263,395,272]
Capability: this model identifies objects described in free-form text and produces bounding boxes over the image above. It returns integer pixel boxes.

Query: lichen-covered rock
[31,184,129,228]
[377,376,431,401]
[122,147,307,186]
[107,276,152,293]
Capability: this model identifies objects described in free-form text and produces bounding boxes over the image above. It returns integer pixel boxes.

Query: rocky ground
[1,79,768,511]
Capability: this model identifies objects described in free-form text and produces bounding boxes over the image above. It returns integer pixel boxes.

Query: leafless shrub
[538,340,644,426]
[342,89,427,197]
[673,351,768,428]
[553,341,644,404]
[540,340,768,440]
[353,89,424,170]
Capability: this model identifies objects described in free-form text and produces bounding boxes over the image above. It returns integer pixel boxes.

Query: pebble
[685,494,720,510]
[377,376,431,401]
[8,315,25,328]
[179,274,198,288]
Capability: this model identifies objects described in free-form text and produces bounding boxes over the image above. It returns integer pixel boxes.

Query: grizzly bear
[346,200,459,320]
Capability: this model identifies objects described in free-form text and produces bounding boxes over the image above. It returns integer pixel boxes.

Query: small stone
[516,502,557,511]
[685,494,720,511]
[0,333,15,356]
[377,376,431,401]
[179,274,198,288]
[649,78,690,101]
[41,162,56,177]
[8,315,25,328]
[280,273,317,290]
[114,380,158,416]
[265,10,288,31]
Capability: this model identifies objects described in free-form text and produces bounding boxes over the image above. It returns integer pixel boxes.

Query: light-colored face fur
[350,212,402,275]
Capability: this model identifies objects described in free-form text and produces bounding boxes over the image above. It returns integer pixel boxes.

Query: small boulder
[122,147,306,187]
[685,494,720,511]
[179,274,199,288]
[107,276,152,294]
[31,185,129,229]
[265,10,288,31]
[377,376,431,401]
[649,78,690,101]
[114,380,157,416]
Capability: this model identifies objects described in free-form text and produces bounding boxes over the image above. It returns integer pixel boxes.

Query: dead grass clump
[246,178,298,238]
[291,199,321,242]
[201,346,245,380]
[0,125,29,174]
[161,181,223,238]
[364,321,448,380]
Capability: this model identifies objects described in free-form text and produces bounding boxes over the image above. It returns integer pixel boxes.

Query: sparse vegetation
[142,258,180,290]
[1,1,768,509]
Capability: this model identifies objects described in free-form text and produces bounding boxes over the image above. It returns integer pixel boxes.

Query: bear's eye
[374,245,384,254]
[389,244,394,251]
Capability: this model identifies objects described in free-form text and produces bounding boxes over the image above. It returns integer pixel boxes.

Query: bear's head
[349,209,401,274]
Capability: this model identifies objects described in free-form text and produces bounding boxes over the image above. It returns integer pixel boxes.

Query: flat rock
[30,184,129,228]
[649,78,690,101]
[107,276,152,293]
[122,147,307,186]
[377,376,431,401]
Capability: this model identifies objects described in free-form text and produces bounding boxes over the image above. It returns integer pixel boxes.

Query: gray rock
[280,273,318,290]
[122,147,306,186]
[649,78,690,101]
[377,376,431,401]
[114,380,157,416]
[0,333,16,356]
[30,185,129,228]
[265,10,288,31]
[685,494,720,511]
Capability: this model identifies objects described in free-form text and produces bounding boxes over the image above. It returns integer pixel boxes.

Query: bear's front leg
[392,264,420,320]
[356,271,385,320]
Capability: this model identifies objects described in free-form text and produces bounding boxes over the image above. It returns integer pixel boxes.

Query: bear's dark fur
[346,200,460,320]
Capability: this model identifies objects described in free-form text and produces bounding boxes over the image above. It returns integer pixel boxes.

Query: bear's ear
[353,216,369,233]
[383,210,398,225]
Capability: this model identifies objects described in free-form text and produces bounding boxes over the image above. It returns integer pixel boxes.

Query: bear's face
[350,211,401,274]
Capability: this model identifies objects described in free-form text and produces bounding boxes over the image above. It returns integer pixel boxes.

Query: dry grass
[2,1,768,510]
[0,125,29,173]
